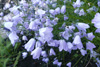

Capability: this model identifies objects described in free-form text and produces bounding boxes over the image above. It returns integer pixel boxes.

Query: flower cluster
[1,0,100,67]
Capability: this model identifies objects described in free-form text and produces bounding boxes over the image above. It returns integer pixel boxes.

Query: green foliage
[0,36,21,67]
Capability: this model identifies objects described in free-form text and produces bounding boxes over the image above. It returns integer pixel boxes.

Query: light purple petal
[95,28,100,33]
[73,35,83,49]
[61,5,66,14]
[49,48,56,56]
[22,52,28,59]
[66,62,71,67]
[31,47,42,59]
[80,49,87,56]
[24,38,36,51]
[41,51,47,57]
[59,40,68,51]
[86,41,96,51]
[87,32,95,41]
[8,32,19,46]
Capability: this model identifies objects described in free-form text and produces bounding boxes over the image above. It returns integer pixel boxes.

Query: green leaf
[13,52,21,67]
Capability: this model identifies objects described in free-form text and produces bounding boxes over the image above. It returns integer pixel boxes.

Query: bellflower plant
[0,0,100,67]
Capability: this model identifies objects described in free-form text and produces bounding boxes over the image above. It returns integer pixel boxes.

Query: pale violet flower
[61,5,66,14]
[66,62,71,67]
[87,32,95,41]
[4,22,13,31]
[22,36,28,41]
[94,22,100,28]
[61,29,72,40]
[67,42,73,49]
[35,41,41,48]
[92,13,100,24]
[95,28,100,33]
[49,48,56,56]
[53,59,58,65]
[22,52,28,59]
[48,40,59,47]
[49,9,56,15]
[39,27,53,42]
[31,47,42,59]
[3,3,11,10]
[73,0,81,8]
[41,51,47,57]
[31,0,40,5]
[90,51,100,58]
[76,23,90,32]
[9,6,20,15]
[78,9,86,16]
[42,58,49,63]
[74,8,80,14]
[8,32,19,46]
[24,38,36,51]
[29,19,41,31]
[73,35,83,49]
[86,41,96,51]
[55,7,60,14]
[57,62,62,67]
[80,49,87,56]
[59,40,68,51]
[64,15,68,20]
[0,12,3,16]
[35,9,46,18]
[98,1,100,7]
[52,3,57,8]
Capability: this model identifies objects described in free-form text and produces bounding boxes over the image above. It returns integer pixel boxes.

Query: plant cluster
[0,0,100,67]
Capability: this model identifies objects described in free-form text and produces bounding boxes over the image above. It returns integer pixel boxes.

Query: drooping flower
[41,51,47,57]
[74,8,80,14]
[3,3,11,10]
[57,62,62,67]
[49,9,56,15]
[86,41,96,51]
[92,13,100,24]
[61,5,66,14]
[35,9,46,18]
[73,0,81,8]
[22,35,28,41]
[55,7,60,14]
[67,42,73,49]
[49,48,56,56]
[53,59,58,65]
[64,15,68,20]
[39,27,53,42]
[4,22,13,31]
[98,1,100,7]
[29,19,41,31]
[76,23,90,32]
[80,49,87,56]
[66,62,71,67]
[42,58,49,63]
[48,40,59,47]
[78,9,86,16]
[24,38,36,51]
[31,47,42,59]
[90,51,100,58]
[9,6,20,15]
[8,32,19,46]
[95,28,100,33]
[94,22,100,28]
[59,40,68,51]
[35,41,41,48]
[22,52,28,59]
[87,32,95,41]
[73,35,83,49]
[61,29,72,40]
